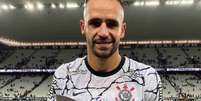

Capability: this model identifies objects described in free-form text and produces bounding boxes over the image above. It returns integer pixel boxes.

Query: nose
[98,22,109,38]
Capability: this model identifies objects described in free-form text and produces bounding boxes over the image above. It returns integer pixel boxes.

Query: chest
[64,74,144,101]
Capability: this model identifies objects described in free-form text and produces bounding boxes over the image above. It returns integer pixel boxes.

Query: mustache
[92,34,116,44]
[93,39,115,44]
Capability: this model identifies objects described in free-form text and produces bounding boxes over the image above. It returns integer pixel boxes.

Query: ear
[120,22,126,39]
[80,19,85,35]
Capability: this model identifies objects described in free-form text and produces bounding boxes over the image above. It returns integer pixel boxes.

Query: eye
[106,19,119,28]
[88,18,102,28]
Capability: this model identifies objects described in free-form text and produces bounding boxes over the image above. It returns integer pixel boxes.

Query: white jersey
[48,56,162,101]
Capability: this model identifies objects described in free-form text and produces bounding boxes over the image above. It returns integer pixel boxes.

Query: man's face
[80,0,126,58]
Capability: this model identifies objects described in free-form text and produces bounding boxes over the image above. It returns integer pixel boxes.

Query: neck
[87,50,122,72]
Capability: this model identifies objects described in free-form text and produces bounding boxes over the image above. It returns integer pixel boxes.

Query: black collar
[85,56,125,77]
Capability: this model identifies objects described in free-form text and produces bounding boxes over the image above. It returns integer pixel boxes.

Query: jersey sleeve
[144,67,163,101]
[47,64,68,101]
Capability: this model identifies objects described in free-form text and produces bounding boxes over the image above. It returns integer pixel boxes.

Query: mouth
[94,40,113,44]
[94,41,113,50]
[93,38,115,49]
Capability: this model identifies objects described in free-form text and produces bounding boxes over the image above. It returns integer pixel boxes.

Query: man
[48,0,162,101]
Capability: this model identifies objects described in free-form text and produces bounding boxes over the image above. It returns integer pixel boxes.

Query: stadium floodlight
[133,1,145,6]
[1,4,9,10]
[150,40,162,44]
[59,3,65,9]
[66,2,79,8]
[175,40,188,44]
[165,0,193,6]
[8,4,16,10]
[165,0,179,5]
[145,1,160,6]
[51,3,56,9]
[180,0,194,5]
[163,40,173,44]
[188,40,200,43]
[36,2,44,10]
[172,1,180,5]
[25,3,34,11]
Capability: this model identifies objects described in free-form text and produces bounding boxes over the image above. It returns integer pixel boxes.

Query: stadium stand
[183,47,201,68]
[24,49,59,69]
[1,44,201,101]
[27,75,52,98]
[0,74,43,98]
[157,47,188,68]
[161,72,201,100]
[0,49,34,69]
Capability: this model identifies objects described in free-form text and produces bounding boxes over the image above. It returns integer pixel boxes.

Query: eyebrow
[88,18,119,28]
[88,18,119,23]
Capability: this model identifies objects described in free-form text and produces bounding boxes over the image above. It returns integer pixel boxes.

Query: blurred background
[0,0,201,100]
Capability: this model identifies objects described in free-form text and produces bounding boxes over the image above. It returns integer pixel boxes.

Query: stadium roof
[0,0,201,42]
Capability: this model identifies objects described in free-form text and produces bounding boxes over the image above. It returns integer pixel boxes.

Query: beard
[93,41,119,58]
[87,34,120,58]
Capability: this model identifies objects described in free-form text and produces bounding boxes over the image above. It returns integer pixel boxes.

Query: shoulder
[125,57,161,90]
[54,57,86,78]
[125,56,157,74]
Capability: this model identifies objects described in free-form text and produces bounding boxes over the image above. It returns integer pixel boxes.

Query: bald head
[83,0,124,22]
[85,0,124,8]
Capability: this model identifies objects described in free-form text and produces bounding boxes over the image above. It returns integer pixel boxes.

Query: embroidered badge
[115,84,135,101]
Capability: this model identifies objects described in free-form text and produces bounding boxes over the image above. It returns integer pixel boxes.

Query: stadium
[0,0,201,101]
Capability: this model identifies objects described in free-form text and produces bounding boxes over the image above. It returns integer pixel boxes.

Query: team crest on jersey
[115,84,135,101]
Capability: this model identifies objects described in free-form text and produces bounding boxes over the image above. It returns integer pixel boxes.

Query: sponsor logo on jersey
[96,96,106,101]
[72,91,85,96]
[115,84,135,101]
